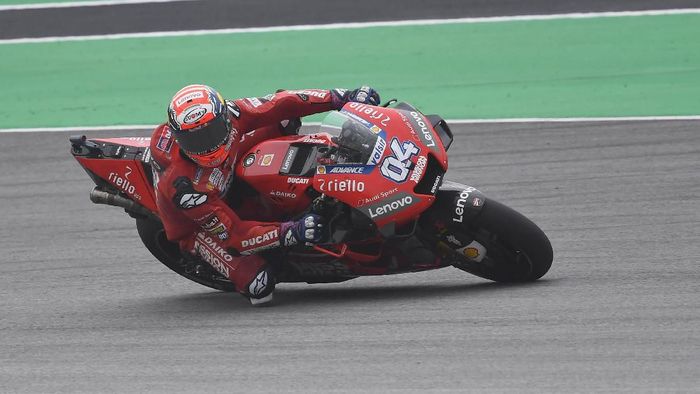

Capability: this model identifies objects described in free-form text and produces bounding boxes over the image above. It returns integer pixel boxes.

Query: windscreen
[319,111,382,165]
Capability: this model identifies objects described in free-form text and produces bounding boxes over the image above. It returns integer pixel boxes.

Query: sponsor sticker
[259,154,274,166]
[108,170,142,200]
[453,187,477,223]
[367,136,387,165]
[409,155,427,183]
[175,91,204,106]
[288,89,327,99]
[193,232,233,277]
[318,179,365,193]
[302,137,327,144]
[156,129,173,152]
[288,177,309,184]
[457,240,487,262]
[207,168,225,191]
[348,102,391,127]
[179,193,208,209]
[319,165,373,175]
[241,229,279,248]
[269,190,297,199]
[201,215,229,240]
[281,148,297,173]
[357,187,398,206]
[182,104,208,124]
[367,194,415,219]
[430,175,442,194]
[409,111,436,148]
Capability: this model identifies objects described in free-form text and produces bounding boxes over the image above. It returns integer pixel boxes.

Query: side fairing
[235,134,321,215]
[72,136,158,213]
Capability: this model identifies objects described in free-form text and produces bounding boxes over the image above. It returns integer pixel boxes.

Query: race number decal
[380,138,419,183]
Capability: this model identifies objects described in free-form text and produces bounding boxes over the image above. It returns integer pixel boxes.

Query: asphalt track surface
[1,121,699,392]
[3,0,700,39]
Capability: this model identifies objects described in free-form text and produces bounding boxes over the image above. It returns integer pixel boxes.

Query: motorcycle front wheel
[420,185,553,282]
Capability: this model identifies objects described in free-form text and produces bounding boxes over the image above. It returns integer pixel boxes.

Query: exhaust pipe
[90,187,153,218]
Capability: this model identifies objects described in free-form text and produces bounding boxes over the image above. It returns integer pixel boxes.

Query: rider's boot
[244,266,276,306]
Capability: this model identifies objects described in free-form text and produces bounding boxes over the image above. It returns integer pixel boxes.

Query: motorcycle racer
[149,84,380,305]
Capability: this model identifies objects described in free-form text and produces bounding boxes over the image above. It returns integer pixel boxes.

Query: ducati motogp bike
[70,101,553,292]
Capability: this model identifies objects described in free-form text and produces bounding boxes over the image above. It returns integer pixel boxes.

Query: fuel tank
[235,134,333,216]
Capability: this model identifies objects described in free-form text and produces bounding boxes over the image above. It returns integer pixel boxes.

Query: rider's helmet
[167,84,234,167]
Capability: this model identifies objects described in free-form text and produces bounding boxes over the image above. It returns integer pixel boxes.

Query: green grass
[1,14,699,127]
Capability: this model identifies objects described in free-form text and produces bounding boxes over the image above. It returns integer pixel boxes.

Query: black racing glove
[332,86,381,109]
[280,213,326,246]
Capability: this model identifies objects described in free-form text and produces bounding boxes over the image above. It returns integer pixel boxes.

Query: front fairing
[313,104,448,229]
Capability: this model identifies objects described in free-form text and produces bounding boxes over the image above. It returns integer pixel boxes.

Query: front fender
[426,180,486,225]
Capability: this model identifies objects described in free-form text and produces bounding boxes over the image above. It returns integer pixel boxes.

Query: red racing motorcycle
[70,101,553,292]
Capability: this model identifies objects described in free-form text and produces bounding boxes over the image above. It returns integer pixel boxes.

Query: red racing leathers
[149,89,340,296]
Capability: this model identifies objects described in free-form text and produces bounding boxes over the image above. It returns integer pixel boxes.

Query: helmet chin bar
[174,114,231,156]
[189,144,230,167]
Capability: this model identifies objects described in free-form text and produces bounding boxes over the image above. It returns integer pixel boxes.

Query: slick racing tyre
[420,184,553,282]
[135,218,236,292]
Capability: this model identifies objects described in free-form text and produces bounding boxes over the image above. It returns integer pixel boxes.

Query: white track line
[2,8,700,44]
[3,116,700,134]
[0,0,188,12]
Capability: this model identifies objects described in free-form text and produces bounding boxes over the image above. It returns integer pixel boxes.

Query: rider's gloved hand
[280,213,326,246]
[332,86,381,109]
